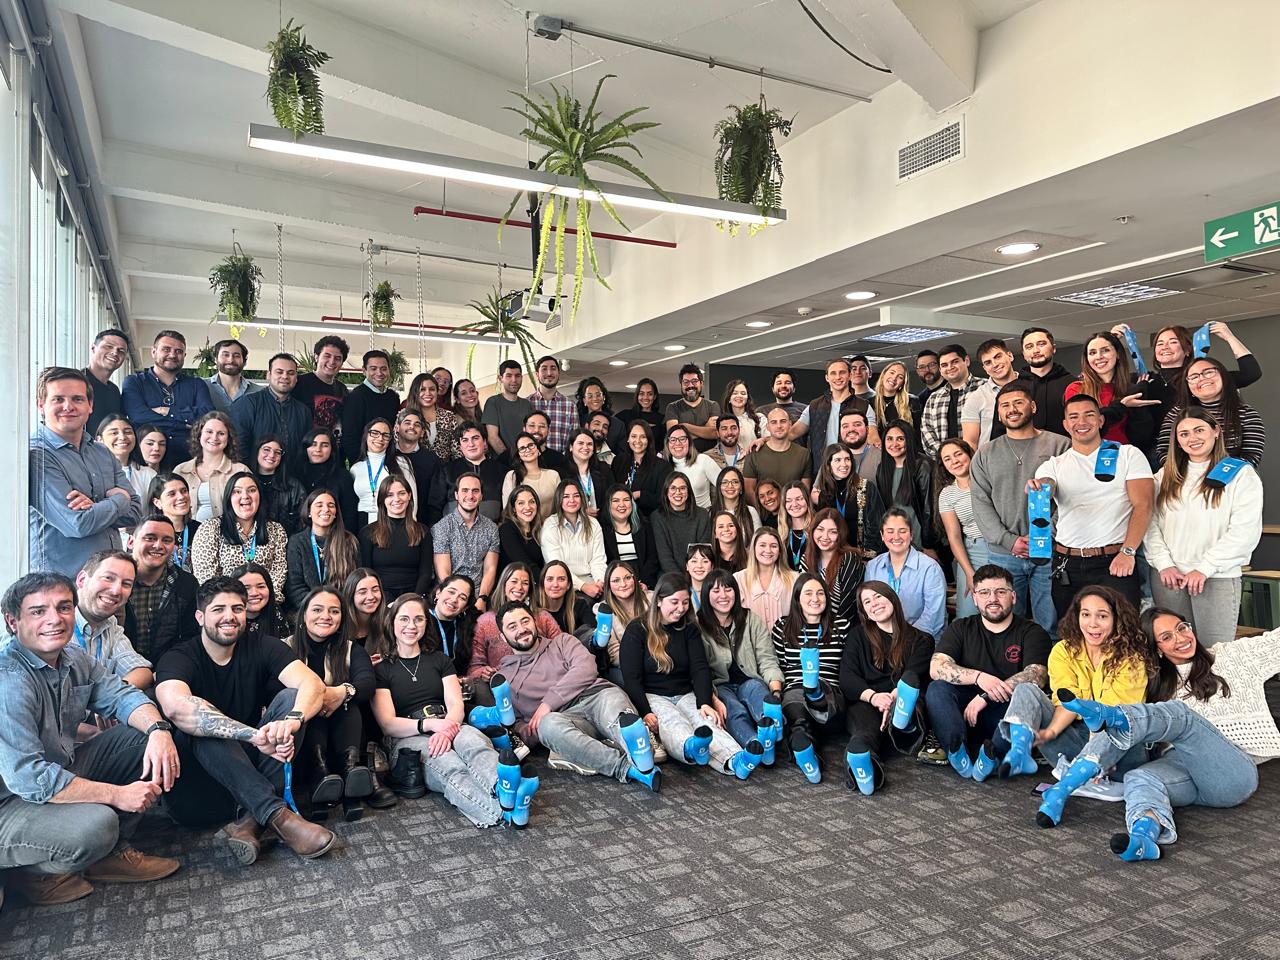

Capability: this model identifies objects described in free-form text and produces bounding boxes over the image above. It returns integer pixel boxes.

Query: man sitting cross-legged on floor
[493,600,661,792]
[154,576,336,865]
[0,572,181,906]
[926,564,1052,781]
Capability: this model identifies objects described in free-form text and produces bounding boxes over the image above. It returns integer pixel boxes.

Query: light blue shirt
[864,548,947,641]
[204,374,263,414]
[74,608,152,680]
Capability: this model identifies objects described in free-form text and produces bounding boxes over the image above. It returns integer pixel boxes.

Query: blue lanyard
[790,531,807,568]
[718,445,739,467]
[690,589,701,611]
[243,532,257,563]
[310,532,326,581]
[628,463,638,488]
[175,525,189,568]
[431,611,454,658]
[73,623,103,662]
[579,471,594,502]
[366,458,385,496]
[887,561,903,595]
[834,489,848,519]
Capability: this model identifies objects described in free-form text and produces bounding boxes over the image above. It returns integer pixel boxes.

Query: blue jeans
[716,679,770,748]
[999,683,1147,777]
[953,536,991,618]
[925,681,1006,753]
[987,549,1058,637]
[1084,700,1258,844]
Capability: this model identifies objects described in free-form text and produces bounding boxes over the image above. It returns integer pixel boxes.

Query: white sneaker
[547,751,596,776]
[652,742,669,764]
[507,730,531,762]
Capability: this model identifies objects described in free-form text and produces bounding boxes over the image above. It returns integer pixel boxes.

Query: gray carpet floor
[3,740,1280,960]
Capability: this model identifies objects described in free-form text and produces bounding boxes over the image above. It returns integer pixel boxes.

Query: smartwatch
[284,710,305,728]
[1120,546,1137,557]
[417,717,427,735]
[145,720,173,736]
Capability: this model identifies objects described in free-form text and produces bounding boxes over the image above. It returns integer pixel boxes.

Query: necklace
[398,653,423,683]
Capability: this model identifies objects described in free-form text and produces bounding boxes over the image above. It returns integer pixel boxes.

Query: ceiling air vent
[898,120,964,181]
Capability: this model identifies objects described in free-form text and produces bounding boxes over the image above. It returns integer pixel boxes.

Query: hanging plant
[209,244,263,326]
[383,344,411,391]
[457,287,547,380]
[713,99,793,235]
[194,339,216,378]
[503,74,668,325]
[364,280,401,329]
[266,19,331,139]
[295,340,317,374]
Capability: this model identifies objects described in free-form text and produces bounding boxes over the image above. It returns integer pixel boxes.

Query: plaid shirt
[528,390,577,453]
[919,375,983,459]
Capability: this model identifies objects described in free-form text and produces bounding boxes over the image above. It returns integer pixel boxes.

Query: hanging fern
[209,245,263,325]
[713,100,793,235]
[457,287,547,380]
[383,344,411,391]
[364,280,400,329]
[266,19,331,139]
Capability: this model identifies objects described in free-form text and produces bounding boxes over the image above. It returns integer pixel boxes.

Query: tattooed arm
[1004,663,1047,689]
[154,680,257,740]
[930,652,982,686]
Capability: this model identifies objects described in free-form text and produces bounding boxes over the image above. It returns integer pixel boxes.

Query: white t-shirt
[960,379,1000,446]
[675,454,723,510]
[1034,443,1153,548]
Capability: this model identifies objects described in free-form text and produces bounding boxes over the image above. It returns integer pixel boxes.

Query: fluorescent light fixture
[844,290,877,301]
[248,124,784,226]
[624,383,638,389]
[664,344,686,352]
[233,319,506,348]
[745,320,772,329]
[608,359,629,366]
[996,241,1041,256]
[1050,282,1179,307]
[863,326,958,344]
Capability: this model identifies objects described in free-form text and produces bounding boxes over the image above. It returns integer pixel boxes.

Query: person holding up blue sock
[837,581,933,795]
[761,694,784,765]
[995,585,1153,781]
[619,573,759,780]
[769,574,852,784]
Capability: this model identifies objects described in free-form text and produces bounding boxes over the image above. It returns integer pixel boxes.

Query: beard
[505,630,537,652]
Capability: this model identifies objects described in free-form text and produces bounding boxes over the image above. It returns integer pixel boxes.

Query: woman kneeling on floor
[619,573,763,779]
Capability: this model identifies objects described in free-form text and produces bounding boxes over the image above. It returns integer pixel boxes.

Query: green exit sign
[1204,202,1280,263]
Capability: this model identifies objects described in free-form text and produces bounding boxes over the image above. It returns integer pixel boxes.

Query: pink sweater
[467,609,561,680]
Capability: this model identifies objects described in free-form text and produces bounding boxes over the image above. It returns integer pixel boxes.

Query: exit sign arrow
[1204,202,1280,263]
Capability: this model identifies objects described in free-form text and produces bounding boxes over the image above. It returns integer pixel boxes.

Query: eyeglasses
[668,435,689,443]
[516,444,539,454]
[1156,621,1195,644]
[367,430,392,440]
[686,543,712,557]
[973,587,1015,599]
[1186,369,1220,384]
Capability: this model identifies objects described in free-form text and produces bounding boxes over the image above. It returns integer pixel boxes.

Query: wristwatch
[342,682,356,704]
[284,710,305,728]
[1120,546,1137,557]
[145,720,173,736]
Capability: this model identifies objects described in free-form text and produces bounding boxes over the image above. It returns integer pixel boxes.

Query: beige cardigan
[174,457,250,520]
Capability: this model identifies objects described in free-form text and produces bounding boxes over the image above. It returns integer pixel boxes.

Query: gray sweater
[651,507,712,574]
[969,431,1070,552]
[701,610,784,687]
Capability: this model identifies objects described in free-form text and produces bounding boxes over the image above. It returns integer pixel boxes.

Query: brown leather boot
[267,807,336,859]
[10,871,94,905]
[220,813,267,866]
[83,847,180,883]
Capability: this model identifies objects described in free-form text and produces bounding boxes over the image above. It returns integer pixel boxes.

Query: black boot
[364,744,399,809]
[309,744,344,806]
[341,746,374,799]
[341,795,364,822]
[387,748,426,799]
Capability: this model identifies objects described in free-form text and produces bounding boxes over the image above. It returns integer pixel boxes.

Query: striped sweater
[771,617,849,690]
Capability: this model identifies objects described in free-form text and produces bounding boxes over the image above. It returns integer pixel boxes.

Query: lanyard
[718,445,739,467]
[366,457,385,496]
[834,483,848,520]
[73,623,103,662]
[691,589,701,612]
[579,471,594,503]
[243,532,257,563]
[310,532,326,581]
[431,610,454,658]
[888,561,903,595]
[628,464,638,488]
[790,531,807,568]
[175,525,190,568]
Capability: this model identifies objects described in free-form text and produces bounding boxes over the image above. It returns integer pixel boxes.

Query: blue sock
[790,731,821,784]
[510,770,539,828]
[616,712,655,773]
[762,693,784,731]
[799,643,821,695]
[1111,815,1162,861]
[591,610,613,649]
[1000,722,1038,778]
[1057,689,1129,735]
[467,704,501,729]
[757,716,779,766]
[1192,322,1212,359]
[891,674,920,731]
[971,741,997,783]
[625,765,662,792]
[683,725,713,765]
[946,745,973,778]
[481,725,513,752]
[729,740,764,780]
[845,749,875,796]
[496,749,521,817]
[1036,755,1100,828]
[489,673,516,727]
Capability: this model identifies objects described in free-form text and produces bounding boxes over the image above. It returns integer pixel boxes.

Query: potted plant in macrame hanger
[209,244,263,338]
[364,280,401,329]
[713,97,793,235]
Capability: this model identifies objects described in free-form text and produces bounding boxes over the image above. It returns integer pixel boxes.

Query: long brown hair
[696,568,748,652]
[603,560,648,634]
[369,476,425,549]
[383,592,428,661]
[502,483,541,537]
[1156,408,1229,512]
[855,580,913,674]
[711,510,747,570]
[539,560,580,633]
[803,507,854,592]
[301,487,358,584]
[1177,356,1245,453]
[643,572,693,673]
[341,567,388,660]
[1058,585,1157,681]
[289,587,351,685]
[1140,607,1230,703]
[188,410,241,464]
[781,573,833,653]
[1078,331,1134,401]
[712,464,754,536]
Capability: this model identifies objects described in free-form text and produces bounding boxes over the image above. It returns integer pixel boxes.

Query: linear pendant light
[247,124,785,226]
[222,315,508,348]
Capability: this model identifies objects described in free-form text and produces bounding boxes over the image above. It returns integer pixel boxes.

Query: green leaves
[266,19,331,139]
[502,74,668,325]
[364,280,401,329]
[457,288,548,380]
[209,245,263,325]
[713,100,793,235]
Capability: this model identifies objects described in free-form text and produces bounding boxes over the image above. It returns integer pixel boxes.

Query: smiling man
[293,336,351,436]
[341,350,402,464]
[204,338,262,414]
[962,339,1024,449]
[30,367,142,577]
[664,363,721,453]
[123,515,201,663]
[230,352,311,459]
[121,330,214,468]
[73,551,151,689]
[84,329,130,436]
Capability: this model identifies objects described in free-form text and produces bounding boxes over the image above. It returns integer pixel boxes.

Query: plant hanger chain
[415,248,426,370]
[276,223,285,350]
[363,240,374,348]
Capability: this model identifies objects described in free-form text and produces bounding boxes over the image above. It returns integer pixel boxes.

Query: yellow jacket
[1047,640,1147,707]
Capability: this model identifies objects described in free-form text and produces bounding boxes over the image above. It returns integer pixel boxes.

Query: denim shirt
[121,369,214,445]
[73,608,152,680]
[0,640,150,803]
[864,548,948,641]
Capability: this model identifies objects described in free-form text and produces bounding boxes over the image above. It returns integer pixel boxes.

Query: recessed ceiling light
[864,327,958,344]
[844,290,877,301]
[664,344,686,351]
[608,359,629,366]
[996,241,1042,256]
[1050,282,1178,307]
[745,320,772,329]
[624,383,638,389]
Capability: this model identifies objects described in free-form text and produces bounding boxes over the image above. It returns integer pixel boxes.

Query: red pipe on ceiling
[319,315,472,334]
[413,205,677,249]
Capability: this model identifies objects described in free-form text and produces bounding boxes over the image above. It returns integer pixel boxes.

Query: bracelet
[417,718,426,735]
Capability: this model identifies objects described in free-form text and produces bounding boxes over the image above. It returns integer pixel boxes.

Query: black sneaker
[917,731,948,766]
[507,730,532,762]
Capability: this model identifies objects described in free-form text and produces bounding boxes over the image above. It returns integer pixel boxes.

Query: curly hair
[1058,585,1157,681]
[188,410,240,464]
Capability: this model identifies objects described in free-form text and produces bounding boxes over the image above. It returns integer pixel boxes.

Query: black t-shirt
[155,633,298,726]
[293,373,348,433]
[934,615,1052,681]
[374,650,455,717]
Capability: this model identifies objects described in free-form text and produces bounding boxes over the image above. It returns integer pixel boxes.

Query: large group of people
[6,319,1273,907]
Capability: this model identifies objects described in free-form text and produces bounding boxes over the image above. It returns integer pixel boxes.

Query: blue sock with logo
[616,712,655,773]
[489,673,516,727]
[947,744,973,778]
[1111,815,1162,861]
[891,673,920,731]
[625,765,661,792]
[496,749,521,819]
[790,730,821,784]
[683,725,713,765]
[762,695,784,759]
[757,716,779,766]
[971,741,998,783]
[799,643,822,699]
[510,769,539,828]
[1037,755,1100,828]
[1000,722,1038,778]
[845,747,876,796]
[481,725,513,752]
[729,740,764,780]
[1057,689,1129,735]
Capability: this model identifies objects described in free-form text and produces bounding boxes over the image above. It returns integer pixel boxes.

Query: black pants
[781,681,847,741]
[1051,553,1140,619]
[301,703,363,762]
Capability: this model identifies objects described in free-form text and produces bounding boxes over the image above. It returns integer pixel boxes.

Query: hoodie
[1023,363,1073,434]
[498,630,613,743]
